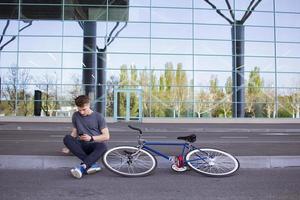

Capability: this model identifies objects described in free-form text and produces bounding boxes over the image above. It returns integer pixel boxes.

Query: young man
[63,95,110,179]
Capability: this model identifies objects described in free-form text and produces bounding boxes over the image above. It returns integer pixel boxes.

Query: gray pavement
[0,120,300,169]
[1,168,300,200]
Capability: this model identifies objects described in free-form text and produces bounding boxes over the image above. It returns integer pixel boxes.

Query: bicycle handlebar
[128,125,143,135]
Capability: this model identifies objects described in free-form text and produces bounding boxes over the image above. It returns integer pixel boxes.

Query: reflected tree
[202,0,262,117]
[0,20,33,114]
[3,65,32,116]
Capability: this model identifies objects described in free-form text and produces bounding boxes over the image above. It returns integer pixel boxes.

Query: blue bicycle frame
[141,141,197,162]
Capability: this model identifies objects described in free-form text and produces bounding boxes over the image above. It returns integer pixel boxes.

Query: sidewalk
[0,119,299,170]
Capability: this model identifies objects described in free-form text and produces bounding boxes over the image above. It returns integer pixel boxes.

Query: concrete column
[96,48,106,115]
[82,21,97,102]
[232,21,245,118]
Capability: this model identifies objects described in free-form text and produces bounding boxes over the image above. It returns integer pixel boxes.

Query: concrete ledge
[1,116,300,123]
[0,155,299,170]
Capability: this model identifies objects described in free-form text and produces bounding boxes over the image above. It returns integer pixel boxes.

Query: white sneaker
[87,163,101,174]
[70,165,85,179]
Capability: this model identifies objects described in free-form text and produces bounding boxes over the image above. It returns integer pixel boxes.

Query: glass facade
[0,0,299,119]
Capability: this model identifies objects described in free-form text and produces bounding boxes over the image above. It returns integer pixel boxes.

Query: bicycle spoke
[186,148,239,176]
[103,146,156,177]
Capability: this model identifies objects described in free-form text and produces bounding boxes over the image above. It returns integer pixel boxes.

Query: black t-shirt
[72,111,107,136]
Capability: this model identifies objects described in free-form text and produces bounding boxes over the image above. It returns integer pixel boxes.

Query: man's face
[77,103,91,116]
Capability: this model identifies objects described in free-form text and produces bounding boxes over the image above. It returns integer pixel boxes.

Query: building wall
[0,0,299,118]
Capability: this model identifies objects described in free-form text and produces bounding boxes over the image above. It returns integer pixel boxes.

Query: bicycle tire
[103,146,157,177]
[186,148,240,177]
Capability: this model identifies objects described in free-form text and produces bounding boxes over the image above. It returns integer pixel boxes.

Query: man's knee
[95,142,107,153]
[63,135,74,146]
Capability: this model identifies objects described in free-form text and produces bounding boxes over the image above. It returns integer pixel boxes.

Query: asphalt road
[0,168,299,200]
[0,122,300,156]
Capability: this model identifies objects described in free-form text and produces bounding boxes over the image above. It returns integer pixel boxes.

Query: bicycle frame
[139,141,197,162]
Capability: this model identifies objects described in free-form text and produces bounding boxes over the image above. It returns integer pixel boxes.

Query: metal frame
[113,88,143,121]
[142,141,192,160]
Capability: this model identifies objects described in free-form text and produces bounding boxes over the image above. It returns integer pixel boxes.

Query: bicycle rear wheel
[186,148,239,177]
[103,146,157,177]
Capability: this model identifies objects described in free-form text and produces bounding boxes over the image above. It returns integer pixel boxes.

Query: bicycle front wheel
[186,148,239,177]
[103,146,157,177]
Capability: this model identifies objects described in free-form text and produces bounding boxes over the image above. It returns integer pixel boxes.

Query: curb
[1,117,300,123]
[1,155,300,170]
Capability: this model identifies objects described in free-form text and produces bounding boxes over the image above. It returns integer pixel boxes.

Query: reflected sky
[0,0,300,92]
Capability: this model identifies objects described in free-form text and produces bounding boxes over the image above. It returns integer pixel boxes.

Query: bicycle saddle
[177,134,196,143]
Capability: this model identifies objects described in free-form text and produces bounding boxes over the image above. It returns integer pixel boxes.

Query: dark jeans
[63,135,107,168]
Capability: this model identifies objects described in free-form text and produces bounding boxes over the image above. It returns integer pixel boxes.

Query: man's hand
[79,134,92,142]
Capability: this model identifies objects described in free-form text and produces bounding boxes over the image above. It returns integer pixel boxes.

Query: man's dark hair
[74,95,90,107]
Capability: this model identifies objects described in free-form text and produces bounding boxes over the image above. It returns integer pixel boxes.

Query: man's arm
[79,127,110,142]
[93,127,110,142]
[70,128,78,138]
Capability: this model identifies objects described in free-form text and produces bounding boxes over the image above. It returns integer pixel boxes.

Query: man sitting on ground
[63,95,110,179]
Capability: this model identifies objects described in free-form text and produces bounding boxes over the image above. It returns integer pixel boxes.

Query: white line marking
[260,133,290,136]
[143,136,168,139]
[49,135,64,138]
[220,136,249,139]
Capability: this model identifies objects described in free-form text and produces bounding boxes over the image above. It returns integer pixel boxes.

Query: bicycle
[103,125,240,177]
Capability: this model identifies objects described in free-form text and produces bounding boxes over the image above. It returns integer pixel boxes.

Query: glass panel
[19,52,62,68]
[277,28,300,43]
[64,5,107,21]
[277,73,300,87]
[63,21,83,36]
[194,40,231,55]
[0,52,17,68]
[29,68,62,85]
[242,11,274,27]
[277,88,300,118]
[61,85,84,103]
[22,0,61,3]
[151,0,192,8]
[19,36,62,52]
[151,8,192,23]
[21,5,62,20]
[277,58,300,73]
[0,20,18,35]
[236,0,273,12]
[194,9,231,25]
[151,39,192,54]
[107,38,149,53]
[62,53,83,69]
[107,54,149,70]
[244,57,275,72]
[63,36,83,52]
[194,55,231,71]
[62,69,82,85]
[19,21,62,36]
[151,55,193,70]
[194,24,231,40]
[130,0,150,6]
[0,36,17,51]
[108,22,149,38]
[275,0,300,12]
[276,13,300,28]
[151,23,192,39]
[0,4,18,19]
[245,72,275,88]
[128,7,150,22]
[245,42,274,57]
[245,26,274,42]
[194,71,231,87]
[194,1,233,10]
[277,43,300,57]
